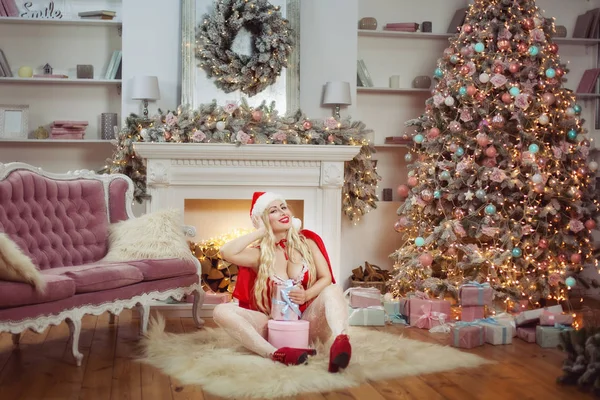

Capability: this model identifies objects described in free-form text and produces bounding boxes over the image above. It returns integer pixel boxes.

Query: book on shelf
[587,8,600,39]
[104,50,122,80]
[383,27,417,32]
[357,59,373,87]
[385,136,412,145]
[573,10,596,38]
[0,1,7,17]
[384,23,418,30]
[576,68,600,93]
[78,10,116,17]
[0,49,12,77]
[2,0,19,17]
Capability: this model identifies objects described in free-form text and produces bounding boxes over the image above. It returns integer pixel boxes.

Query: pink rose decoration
[224,102,238,114]
[460,109,473,122]
[324,117,338,130]
[466,62,476,76]
[328,134,335,143]
[165,112,177,126]
[580,145,590,158]
[514,94,530,109]
[482,157,497,168]
[490,74,508,88]
[236,130,251,144]
[521,151,535,164]
[570,219,584,233]
[433,94,444,107]
[498,28,513,40]
[460,46,474,57]
[548,273,561,287]
[191,129,206,142]
[456,160,470,173]
[481,226,499,237]
[453,222,466,237]
[531,29,545,42]
[302,120,312,130]
[272,130,287,142]
[490,168,507,183]
[251,110,263,121]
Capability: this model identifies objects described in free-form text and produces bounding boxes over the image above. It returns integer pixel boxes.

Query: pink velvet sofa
[0,162,205,366]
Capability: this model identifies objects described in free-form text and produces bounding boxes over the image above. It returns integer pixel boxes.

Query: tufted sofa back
[0,169,111,270]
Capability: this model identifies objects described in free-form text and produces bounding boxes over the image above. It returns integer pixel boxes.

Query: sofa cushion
[127,259,198,281]
[0,274,75,309]
[44,264,144,293]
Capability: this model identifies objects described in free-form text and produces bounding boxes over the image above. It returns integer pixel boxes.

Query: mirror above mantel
[180,0,300,114]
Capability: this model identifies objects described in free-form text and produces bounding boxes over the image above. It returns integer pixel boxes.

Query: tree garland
[104,99,381,222]
[196,0,294,96]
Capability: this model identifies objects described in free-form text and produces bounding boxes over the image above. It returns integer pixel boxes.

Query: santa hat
[250,191,302,231]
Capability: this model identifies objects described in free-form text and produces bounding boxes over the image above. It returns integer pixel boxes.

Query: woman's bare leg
[212,303,276,357]
[301,284,349,345]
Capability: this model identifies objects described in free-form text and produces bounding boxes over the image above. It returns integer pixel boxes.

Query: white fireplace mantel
[134,143,361,280]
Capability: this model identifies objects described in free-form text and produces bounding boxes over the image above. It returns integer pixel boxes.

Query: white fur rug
[139,319,492,399]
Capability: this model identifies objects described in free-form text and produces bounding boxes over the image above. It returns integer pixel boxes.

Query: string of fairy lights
[390,0,600,306]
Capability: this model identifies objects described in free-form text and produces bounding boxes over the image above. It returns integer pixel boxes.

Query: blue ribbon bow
[272,279,301,319]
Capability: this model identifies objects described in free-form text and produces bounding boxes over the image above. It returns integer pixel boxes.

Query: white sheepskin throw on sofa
[0,233,46,292]
[103,208,196,262]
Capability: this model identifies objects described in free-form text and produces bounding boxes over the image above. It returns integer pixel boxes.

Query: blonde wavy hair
[252,206,316,315]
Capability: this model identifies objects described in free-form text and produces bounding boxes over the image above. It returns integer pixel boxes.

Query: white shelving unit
[0,77,121,85]
[0,16,122,27]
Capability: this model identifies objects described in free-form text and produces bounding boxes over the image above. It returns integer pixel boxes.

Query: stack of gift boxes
[346,287,386,326]
[515,305,574,347]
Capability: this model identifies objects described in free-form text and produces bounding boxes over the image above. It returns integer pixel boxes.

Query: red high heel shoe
[271,347,316,365]
[329,334,351,373]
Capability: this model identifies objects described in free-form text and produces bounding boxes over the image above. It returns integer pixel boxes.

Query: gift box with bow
[348,305,386,326]
[383,299,408,324]
[449,322,485,349]
[408,293,451,330]
[459,281,494,307]
[345,287,382,308]
[514,304,563,326]
[477,318,513,345]
[271,279,301,321]
[536,324,573,348]
[539,311,574,326]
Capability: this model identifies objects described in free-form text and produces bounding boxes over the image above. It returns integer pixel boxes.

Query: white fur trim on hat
[292,217,302,230]
[251,192,286,217]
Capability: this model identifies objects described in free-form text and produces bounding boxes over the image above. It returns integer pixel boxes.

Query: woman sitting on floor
[215,191,351,372]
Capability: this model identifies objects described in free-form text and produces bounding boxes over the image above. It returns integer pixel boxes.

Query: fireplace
[133,143,361,280]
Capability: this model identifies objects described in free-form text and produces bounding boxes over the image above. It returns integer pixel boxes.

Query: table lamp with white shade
[322,81,351,119]
[131,76,160,118]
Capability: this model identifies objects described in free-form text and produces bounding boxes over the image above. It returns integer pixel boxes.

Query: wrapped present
[493,313,517,337]
[461,305,485,322]
[536,325,573,348]
[539,311,574,326]
[383,300,408,324]
[517,326,536,343]
[478,318,513,345]
[348,306,385,326]
[450,322,485,349]
[459,281,494,306]
[271,279,301,321]
[514,304,563,326]
[345,287,382,308]
[408,295,451,329]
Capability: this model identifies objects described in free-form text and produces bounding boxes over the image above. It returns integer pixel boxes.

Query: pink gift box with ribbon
[517,326,536,343]
[408,295,451,329]
[539,311,574,326]
[345,287,382,308]
[271,279,302,321]
[459,282,493,306]
[449,323,485,349]
[461,305,485,322]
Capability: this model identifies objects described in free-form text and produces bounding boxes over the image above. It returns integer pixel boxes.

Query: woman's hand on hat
[252,214,267,235]
[289,287,307,305]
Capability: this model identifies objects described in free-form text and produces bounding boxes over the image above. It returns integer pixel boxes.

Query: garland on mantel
[104,99,381,222]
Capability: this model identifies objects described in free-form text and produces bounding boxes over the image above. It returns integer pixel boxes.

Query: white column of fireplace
[133,143,360,281]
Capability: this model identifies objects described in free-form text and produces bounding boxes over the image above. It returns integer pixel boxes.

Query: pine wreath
[195,0,294,96]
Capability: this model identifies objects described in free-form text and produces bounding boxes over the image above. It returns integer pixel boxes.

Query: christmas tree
[390,0,600,305]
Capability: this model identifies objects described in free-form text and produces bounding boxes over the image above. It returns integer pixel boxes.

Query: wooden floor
[0,309,595,400]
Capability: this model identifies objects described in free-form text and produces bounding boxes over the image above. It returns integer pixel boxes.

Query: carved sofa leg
[12,333,20,346]
[66,318,84,367]
[109,312,116,325]
[192,289,206,328]
[137,303,150,335]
